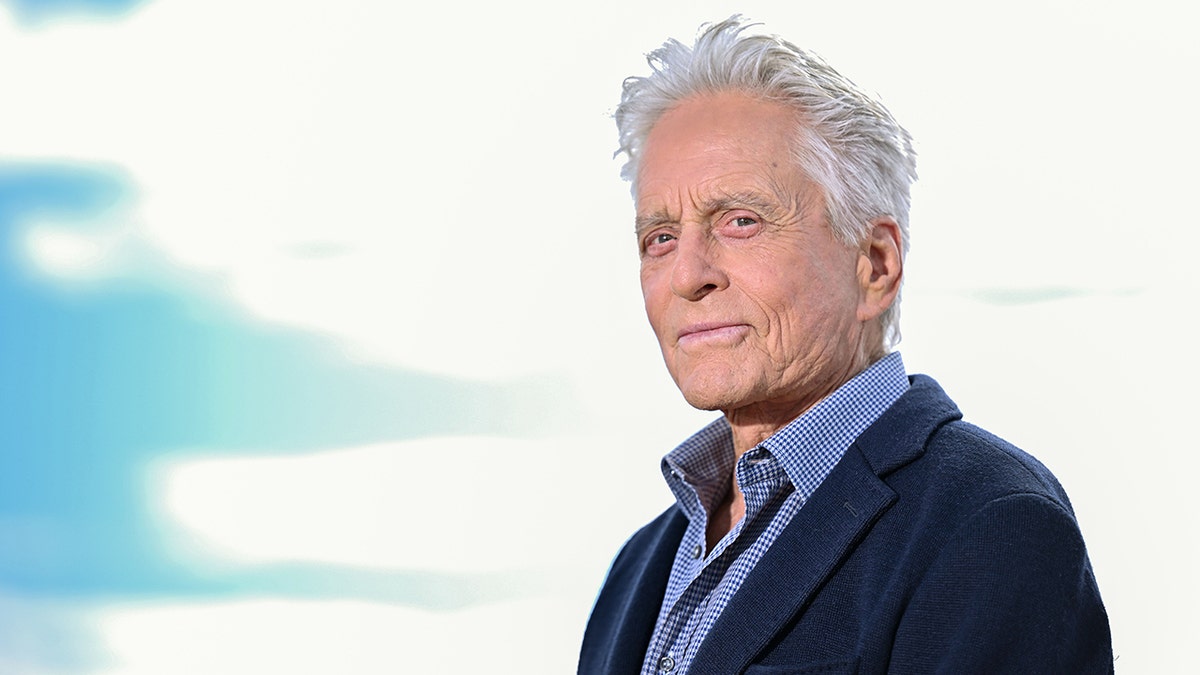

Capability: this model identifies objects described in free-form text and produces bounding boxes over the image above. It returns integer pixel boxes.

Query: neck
[722,333,883,459]
[723,372,852,458]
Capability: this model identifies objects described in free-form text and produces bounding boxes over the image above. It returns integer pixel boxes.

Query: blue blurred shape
[0,162,128,223]
[0,162,573,606]
[968,286,1142,306]
[1,0,148,25]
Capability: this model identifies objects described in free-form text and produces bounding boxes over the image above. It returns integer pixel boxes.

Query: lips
[676,322,750,346]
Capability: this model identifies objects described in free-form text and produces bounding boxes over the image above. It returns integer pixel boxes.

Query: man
[579,17,1113,675]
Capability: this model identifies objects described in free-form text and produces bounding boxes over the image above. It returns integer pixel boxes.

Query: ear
[856,216,903,322]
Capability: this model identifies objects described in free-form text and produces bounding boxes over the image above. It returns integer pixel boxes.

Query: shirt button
[692,544,703,559]
[659,655,676,672]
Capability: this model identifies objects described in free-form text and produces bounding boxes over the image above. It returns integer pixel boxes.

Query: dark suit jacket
[579,375,1112,674]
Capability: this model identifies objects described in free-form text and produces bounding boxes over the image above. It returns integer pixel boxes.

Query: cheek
[640,271,672,339]
[640,260,668,299]
[753,274,851,346]
[739,271,803,327]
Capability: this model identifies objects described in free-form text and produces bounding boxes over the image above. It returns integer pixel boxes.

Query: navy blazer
[579,375,1112,674]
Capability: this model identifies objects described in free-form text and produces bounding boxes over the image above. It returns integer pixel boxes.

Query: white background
[2,0,1196,672]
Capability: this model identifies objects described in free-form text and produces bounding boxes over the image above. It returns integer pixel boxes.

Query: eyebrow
[634,211,672,235]
[634,189,787,235]
[708,191,785,219]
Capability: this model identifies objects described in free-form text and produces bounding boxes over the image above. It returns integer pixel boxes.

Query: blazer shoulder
[925,419,1075,512]
[854,373,1078,528]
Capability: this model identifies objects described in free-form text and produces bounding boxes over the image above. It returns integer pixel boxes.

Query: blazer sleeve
[889,491,1113,674]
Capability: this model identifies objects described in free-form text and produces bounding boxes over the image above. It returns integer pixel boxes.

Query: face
[636,92,879,418]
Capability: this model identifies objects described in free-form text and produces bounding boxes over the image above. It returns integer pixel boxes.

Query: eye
[642,230,677,257]
[720,211,763,238]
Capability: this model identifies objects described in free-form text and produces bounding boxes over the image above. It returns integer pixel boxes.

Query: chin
[679,390,729,412]
[672,367,754,413]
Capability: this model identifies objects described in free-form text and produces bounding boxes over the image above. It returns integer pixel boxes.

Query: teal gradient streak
[0,0,149,25]
[0,162,575,606]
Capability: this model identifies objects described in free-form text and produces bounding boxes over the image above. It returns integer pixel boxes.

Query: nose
[669,228,728,301]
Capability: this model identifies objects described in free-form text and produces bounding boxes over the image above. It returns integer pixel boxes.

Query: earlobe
[856,217,903,322]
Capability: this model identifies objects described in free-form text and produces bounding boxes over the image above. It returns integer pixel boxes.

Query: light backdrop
[1,0,1196,672]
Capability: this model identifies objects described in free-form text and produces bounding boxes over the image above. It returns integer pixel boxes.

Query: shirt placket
[647,451,790,674]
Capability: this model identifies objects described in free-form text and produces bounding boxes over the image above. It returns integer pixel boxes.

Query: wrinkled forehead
[633,93,819,224]
[637,92,807,181]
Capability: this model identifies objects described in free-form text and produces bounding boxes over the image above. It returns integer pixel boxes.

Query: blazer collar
[689,375,962,673]
[856,374,962,477]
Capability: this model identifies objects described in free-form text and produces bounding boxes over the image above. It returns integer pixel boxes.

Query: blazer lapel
[689,446,896,674]
[687,375,962,673]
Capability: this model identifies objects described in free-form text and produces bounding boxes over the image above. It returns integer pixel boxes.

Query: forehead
[635,92,804,214]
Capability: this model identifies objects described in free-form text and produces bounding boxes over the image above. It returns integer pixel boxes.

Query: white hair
[615,16,917,349]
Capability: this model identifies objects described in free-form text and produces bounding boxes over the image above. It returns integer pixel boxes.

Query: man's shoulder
[857,373,1077,516]
[917,418,1074,511]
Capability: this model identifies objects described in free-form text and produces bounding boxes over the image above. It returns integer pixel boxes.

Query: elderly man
[579,18,1112,675]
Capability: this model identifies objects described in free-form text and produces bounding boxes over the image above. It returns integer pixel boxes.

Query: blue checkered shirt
[640,352,910,675]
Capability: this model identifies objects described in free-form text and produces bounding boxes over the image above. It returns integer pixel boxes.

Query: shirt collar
[661,352,910,518]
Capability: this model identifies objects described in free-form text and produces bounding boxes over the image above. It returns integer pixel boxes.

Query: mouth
[676,322,750,346]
